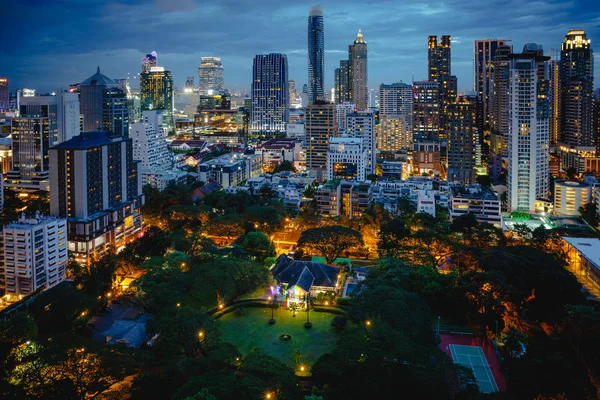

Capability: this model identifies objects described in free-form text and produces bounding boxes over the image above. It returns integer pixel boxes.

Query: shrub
[331,315,348,330]
[336,297,352,306]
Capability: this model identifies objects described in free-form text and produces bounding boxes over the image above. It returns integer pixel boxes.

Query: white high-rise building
[346,111,375,175]
[130,110,170,170]
[56,91,80,144]
[379,82,412,133]
[335,102,356,133]
[507,45,550,212]
[0,213,68,296]
[327,137,367,181]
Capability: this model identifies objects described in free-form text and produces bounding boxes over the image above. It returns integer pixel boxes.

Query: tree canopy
[297,225,363,264]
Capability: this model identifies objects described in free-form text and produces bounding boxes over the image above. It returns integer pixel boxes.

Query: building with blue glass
[251,53,289,136]
[308,5,324,104]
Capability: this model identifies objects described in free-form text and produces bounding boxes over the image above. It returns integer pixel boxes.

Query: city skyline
[2,0,599,94]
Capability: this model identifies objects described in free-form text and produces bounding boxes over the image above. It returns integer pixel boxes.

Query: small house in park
[271,255,340,303]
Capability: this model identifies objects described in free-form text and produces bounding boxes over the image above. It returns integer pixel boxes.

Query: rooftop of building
[450,185,500,201]
[555,180,590,188]
[51,130,128,150]
[169,139,207,147]
[562,237,600,272]
[199,151,256,167]
[380,82,411,89]
[257,138,298,150]
[80,67,116,86]
[5,212,65,229]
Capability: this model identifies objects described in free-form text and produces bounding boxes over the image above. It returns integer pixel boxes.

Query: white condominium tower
[507,44,550,212]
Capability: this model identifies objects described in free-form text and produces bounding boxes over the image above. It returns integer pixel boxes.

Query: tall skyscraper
[334,60,351,104]
[103,85,129,137]
[447,94,480,183]
[560,30,594,148]
[506,44,550,212]
[8,96,58,191]
[308,5,325,104]
[428,35,456,107]
[250,53,289,136]
[198,57,224,94]
[412,81,440,143]
[140,63,174,133]
[49,130,143,265]
[379,82,413,134]
[349,30,368,110]
[489,44,513,155]
[56,91,80,143]
[142,51,158,72]
[79,67,129,135]
[474,39,511,125]
[305,101,335,180]
[0,78,8,111]
[549,49,561,146]
[347,111,375,175]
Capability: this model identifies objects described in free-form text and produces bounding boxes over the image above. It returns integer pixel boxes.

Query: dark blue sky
[2,0,599,94]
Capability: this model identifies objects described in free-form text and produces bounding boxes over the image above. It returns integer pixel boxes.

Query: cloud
[1,0,599,93]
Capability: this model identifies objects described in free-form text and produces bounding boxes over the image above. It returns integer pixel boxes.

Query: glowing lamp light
[176,303,181,307]
[366,320,372,327]
[219,304,224,310]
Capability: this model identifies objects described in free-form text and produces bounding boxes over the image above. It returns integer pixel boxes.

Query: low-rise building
[316,179,372,218]
[327,137,367,181]
[255,138,300,169]
[554,180,591,216]
[198,152,261,187]
[449,185,502,227]
[141,169,189,191]
[413,142,441,175]
[168,139,208,151]
[380,161,407,180]
[416,190,436,217]
[0,213,68,296]
[562,237,600,296]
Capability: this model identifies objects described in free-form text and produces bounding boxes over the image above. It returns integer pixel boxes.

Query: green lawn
[218,307,341,368]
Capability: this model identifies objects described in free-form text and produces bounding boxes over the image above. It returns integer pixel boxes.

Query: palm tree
[289,302,299,317]
[304,293,313,329]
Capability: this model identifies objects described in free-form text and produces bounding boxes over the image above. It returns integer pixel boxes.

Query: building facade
[307,5,325,104]
[140,66,174,133]
[305,101,336,180]
[251,53,289,136]
[327,137,366,181]
[506,45,550,212]
[449,186,502,227]
[56,91,81,144]
[0,78,9,111]
[198,57,224,94]
[412,81,440,143]
[0,214,68,296]
[197,152,261,187]
[349,30,368,109]
[378,115,409,152]
[554,180,591,216]
[346,111,375,175]
[446,94,480,183]
[49,131,144,265]
[130,110,170,171]
[8,96,58,191]
[489,44,513,156]
[379,82,412,134]
[560,30,594,148]
[474,39,511,125]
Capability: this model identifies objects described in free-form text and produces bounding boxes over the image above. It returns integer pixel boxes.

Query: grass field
[219,307,342,368]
